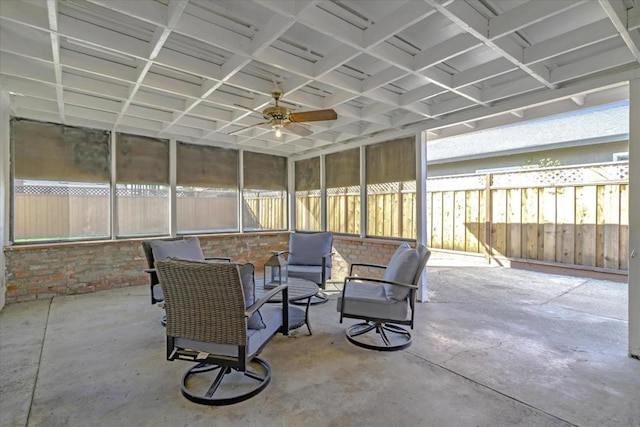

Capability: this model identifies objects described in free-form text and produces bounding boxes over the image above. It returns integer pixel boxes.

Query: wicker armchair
[142,237,231,325]
[156,260,288,406]
[337,244,431,351]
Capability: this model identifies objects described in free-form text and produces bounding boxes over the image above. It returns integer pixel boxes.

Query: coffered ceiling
[1,0,639,158]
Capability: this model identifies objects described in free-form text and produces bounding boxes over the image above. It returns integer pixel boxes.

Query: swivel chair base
[180,358,271,406]
[346,321,412,351]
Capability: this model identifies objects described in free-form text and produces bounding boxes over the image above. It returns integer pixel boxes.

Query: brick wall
[331,236,414,282]
[2,232,410,304]
[3,232,289,304]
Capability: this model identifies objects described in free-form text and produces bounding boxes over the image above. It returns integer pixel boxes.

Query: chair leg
[345,321,412,351]
[179,358,272,406]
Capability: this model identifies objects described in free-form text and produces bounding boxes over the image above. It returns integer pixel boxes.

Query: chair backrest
[142,237,183,304]
[288,232,333,267]
[412,245,431,286]
[155,260,247,346]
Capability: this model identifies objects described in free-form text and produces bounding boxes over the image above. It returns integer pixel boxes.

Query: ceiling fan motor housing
[263,105,290,120]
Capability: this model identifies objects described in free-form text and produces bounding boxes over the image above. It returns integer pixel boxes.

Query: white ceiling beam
[324,90,359,109]
[430,96,476,117]
[551,46,635,83]
[0,0,49,30]
[154,49,223,81]
[598,0,640,61]
[85,0,165,27]
[571,95,586,106]
[46,0,64,121]
[362,1,435,48]
[296,6,363,48]
[629,6,640,31]
[489,1,585,39]
[414,34,480,71]
[0,75,57,100]
[428,0,554,89]
[66,104,117,124]
[362,67,405,93]
[425,68,639,134]
[174,14,251,57]
[61,50,137,83]
[63,91,122,113]
[313,45,361,78]
[452,58,516,89]
[482,77,543,103]
[402,102,432,118]
[400,84,444,106]
[511,110,525,119]
[523,19,618,65]
[1,52,55,83]
[63,73,130,100]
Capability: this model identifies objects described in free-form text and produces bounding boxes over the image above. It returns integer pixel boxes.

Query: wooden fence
[426,162,629,271]
[13,162,630,272]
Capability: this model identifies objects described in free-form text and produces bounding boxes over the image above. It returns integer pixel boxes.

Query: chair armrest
[343,275,417,290]
[205,256,232,262]
[272,250,290,256]
[349,262,387,275]
[144,268,155,274]
[245,284,289,316]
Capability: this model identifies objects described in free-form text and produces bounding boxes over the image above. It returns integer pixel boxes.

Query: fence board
[506,188,522,258]
[540,188,556,262]
[620,184,629,270]
[453,191,466,251]
[603,185,620,269]
[491,189,507,257]
[442,191,454,250]
[595,185,606,268]
[575,186,597,266]
[465,190,480,253]
[556,186,575,265]
[521,188,538,259]
[431,192,443,248]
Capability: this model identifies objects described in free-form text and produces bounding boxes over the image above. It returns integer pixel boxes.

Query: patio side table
[255,277,318,335]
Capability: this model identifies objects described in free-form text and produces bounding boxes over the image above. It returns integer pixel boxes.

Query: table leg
[304,297,313,335]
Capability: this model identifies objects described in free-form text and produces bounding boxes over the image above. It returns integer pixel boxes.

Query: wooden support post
[629,78,640,359]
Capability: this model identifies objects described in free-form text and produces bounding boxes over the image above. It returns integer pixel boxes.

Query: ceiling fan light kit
[230,91,337,138]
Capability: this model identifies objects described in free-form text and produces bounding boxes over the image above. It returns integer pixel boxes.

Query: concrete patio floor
[1,261,638,427]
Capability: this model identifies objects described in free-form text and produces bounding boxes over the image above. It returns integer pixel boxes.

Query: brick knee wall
[3,232,411,304]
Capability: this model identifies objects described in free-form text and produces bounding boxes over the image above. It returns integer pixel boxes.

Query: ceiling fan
[230,91,337,137]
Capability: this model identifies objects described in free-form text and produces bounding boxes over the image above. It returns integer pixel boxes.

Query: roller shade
[243,151,287,190]
[116,133,169,184]
[177,142,238,188]
[12,118,110,182]
[295,157,320,191]
[366,137,416,184]
[326,148,359,188]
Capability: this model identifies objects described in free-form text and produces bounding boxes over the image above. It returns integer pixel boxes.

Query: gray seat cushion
[238,263,266,330]
[337,281,409,321]
[150,237,205,262]
[288,232,333,267]
[288,264,331,285]
[175,305,283,358]
[382,243,420,301]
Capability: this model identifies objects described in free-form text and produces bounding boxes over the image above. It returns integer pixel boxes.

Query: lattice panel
[492,163,629,188]
[16,185,110,196]
[427,174,486,192]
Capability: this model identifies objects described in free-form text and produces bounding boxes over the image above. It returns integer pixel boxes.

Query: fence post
[484,173,493,263]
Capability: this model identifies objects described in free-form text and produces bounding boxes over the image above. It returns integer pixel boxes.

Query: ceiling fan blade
[284,122,313,137]
[228,120,272,135]
[289,109,337,123]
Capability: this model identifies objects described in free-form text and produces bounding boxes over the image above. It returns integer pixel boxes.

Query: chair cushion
[287,264,330,285]
[382,243,420,301]
[150,237,204,262]
[238,263,266,330]
[288,232,333,267]
[337,281,409,321]
[175,304,283,359]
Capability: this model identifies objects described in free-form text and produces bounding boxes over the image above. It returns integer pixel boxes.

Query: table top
[255,277,318,303]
